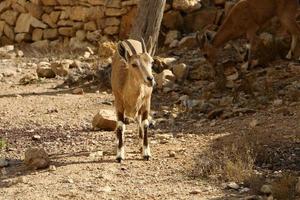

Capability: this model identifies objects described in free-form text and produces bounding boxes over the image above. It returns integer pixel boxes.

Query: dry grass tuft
[194,129,299,186]
[194,132,257,183]
[272,173,297,200]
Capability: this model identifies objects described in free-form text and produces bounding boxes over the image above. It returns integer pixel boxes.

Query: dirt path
[0,56,299,200]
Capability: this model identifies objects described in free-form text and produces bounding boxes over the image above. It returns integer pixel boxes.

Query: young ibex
[197,0,300,67]
[111,38,155,162]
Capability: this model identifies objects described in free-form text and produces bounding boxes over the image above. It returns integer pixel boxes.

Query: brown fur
[197,0,300,65]
[111,40,154,162]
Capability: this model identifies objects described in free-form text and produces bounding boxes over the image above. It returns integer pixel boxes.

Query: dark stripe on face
[124,40,137,55]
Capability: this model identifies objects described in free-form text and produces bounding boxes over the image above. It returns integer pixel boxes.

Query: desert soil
[0,53,299,200]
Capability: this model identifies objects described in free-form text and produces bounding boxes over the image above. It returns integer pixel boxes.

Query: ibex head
[196,28,217,64]
[117,38,155,87]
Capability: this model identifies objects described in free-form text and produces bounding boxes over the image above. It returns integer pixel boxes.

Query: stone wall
[0,0,141,48]
[0,0,232,49]
[4,0,289,50]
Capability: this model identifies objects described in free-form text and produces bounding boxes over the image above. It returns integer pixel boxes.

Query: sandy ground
[0,55,299,200]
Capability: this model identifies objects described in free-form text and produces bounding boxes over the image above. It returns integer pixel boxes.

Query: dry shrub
[194,132,257,183]
[194,129,299,184]
[272,173,297,200]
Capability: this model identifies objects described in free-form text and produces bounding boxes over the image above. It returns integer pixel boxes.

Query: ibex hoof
[116,157,123,163]
[143,155,150,161]
[149,121,155,129]
[286,52,292,60]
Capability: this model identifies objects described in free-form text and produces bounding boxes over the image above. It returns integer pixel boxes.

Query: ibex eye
[132,63,138,68]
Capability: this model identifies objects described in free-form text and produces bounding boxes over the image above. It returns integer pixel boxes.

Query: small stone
[249,119,258,128]
[89,151,104,159]
[17,50,24,57]
[260,184,272,195]
[0,158,8,167]
[49,165,57,171]
[227,182,239,190]
[169,151,176,158]
[84,51,91,59]
[190,189,201,194]
[172,63,189,81]
[273,99,283,106]
[66,178,74,184]
[24,148,50,170]
[72,88,84,95]
[239,187,250,193]
[32,135,41,140]
[99,185,112,193]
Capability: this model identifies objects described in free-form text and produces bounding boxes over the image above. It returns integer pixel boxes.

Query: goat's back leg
[116,111,125,162]
[278,5,300,59]
[280,14,300,59]
[246,24,259,68]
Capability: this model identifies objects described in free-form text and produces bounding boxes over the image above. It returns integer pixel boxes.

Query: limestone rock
[42,14,56,28]
[24,148,50,170]
[51,61,69,77]
[88,0,106,5]
[19,73,38,85]
[165,30,181,45]
[4,24,14,41]
[41,0,58,6]
[92,110,117,131]
[98,41,116,58]
[105,17,120,26]
[105,8,127,17]
[155,69,176,89]
[43,28,58,39]
[37,62,56,78]
[15,33,31,43]
[0,1,11,13]
[31,40,49,49]
[58,27,74,36]
[70,6,89,21]
[173,0,202,12]
[104,26,119,35]
[1,10,18,26]
[172,63,189,81]
[84,21,97,31]
[32,28,43,41]
[25,3,43,19]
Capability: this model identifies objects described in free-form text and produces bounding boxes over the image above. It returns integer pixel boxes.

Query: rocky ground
[0,44,299,200]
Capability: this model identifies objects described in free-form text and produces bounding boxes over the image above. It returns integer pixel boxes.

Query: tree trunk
[130,0,166,56]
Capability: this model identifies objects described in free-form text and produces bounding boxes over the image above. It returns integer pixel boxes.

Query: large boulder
[36,62,56,78]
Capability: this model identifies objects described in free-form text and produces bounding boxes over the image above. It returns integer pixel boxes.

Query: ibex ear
[196,31,206,48]
[117,42,129,62]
